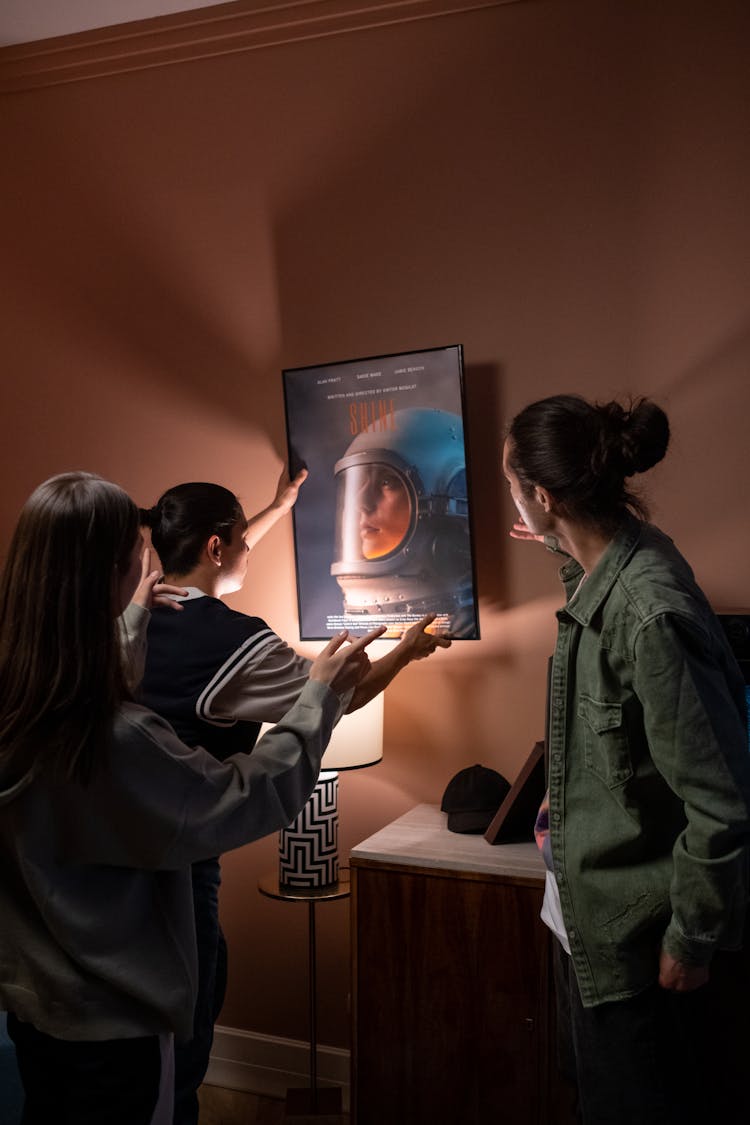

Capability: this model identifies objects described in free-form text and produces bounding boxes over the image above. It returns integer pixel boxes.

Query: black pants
[6,1014,161,1125]
[173,856,227,1125]
[554,944,714,1125]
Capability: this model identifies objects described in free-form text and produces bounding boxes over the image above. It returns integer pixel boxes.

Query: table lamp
[278,693,384,888]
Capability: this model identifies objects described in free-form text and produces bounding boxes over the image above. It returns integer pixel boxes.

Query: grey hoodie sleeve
[61,678,339,869]
[117,601,150,691]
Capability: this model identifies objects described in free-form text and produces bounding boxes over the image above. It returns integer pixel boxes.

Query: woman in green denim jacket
[504,394,750,1125]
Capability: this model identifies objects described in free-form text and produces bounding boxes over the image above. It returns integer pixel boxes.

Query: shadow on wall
[655,319,750,607]
[463,361,508,608]
[381,595,561,790]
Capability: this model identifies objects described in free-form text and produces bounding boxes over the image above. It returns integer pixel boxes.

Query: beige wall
[1,0,748,1047]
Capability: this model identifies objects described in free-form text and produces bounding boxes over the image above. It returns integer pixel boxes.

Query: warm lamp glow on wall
[277,693,384,888]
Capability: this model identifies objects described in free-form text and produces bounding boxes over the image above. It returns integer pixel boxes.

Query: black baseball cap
[441,764,511,834]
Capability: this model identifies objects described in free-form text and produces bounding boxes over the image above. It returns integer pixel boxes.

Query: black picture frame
[283,344,480,640]
[484,741,546,845]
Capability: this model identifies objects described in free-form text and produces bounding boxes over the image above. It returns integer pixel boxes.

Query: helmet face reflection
[334,462,413,563]
[330,408,475,636]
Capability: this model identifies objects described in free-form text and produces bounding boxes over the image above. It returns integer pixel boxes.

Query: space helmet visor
[333,461,414,563]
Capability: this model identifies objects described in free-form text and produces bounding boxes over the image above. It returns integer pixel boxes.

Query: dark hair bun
[597,398,669,477]
[621,399,670,474]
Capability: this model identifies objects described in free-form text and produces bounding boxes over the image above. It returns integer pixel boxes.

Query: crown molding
[0,0,524,95]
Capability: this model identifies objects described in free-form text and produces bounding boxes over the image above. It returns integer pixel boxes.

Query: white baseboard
[205,1025,350,1110]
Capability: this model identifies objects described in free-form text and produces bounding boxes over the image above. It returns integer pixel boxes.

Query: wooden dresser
[349,804,575,1125]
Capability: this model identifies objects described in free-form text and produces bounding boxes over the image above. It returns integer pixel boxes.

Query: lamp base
[284,1085,343,1121]
[279,771,339,888]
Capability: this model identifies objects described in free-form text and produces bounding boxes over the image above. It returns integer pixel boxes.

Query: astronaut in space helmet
[330,407,475,636]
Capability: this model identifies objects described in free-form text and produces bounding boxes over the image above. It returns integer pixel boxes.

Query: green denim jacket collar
[555,513,642,626]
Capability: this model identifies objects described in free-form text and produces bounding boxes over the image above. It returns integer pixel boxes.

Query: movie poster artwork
[283,345,480,641]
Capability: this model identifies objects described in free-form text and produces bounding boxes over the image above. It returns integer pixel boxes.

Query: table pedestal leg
[284,900,342,1119]
[309,899,317,1108]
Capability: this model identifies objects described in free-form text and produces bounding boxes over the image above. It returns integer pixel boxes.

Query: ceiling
[0,0,239,48]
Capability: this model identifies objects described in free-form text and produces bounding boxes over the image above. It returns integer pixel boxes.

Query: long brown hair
[0,472,139,786]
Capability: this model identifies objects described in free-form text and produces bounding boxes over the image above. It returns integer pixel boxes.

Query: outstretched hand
[509,518,546,544]
[399,613,452,661]
[273,466,308,515]
[131,548,188,612]
[310,626,387,697]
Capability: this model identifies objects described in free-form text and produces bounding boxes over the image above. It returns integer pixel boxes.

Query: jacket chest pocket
[578,695,633,788]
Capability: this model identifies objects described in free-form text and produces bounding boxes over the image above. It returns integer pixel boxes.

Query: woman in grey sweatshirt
[0,471,377,1125]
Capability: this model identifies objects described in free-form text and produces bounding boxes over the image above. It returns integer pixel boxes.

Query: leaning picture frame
[484,741,546,845]
[282,344,480,641]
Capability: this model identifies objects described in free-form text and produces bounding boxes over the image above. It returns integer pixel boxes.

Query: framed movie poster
[283,344,480,640]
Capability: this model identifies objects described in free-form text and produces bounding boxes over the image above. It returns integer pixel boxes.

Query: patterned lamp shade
[275,694,384,889]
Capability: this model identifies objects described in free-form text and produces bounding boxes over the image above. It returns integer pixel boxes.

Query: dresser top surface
[350,803,544,882]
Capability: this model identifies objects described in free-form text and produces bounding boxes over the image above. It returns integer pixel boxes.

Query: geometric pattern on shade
[279,772,339,888]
